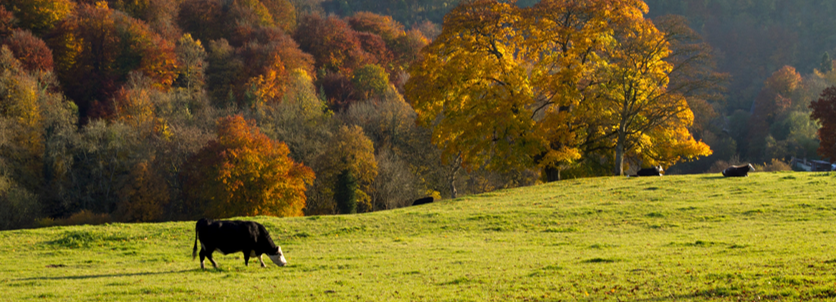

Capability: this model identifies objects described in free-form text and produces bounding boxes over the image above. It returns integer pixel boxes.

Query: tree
[351,64,389,99]
[592,13,713,175]
[176,0,226,43]
[3,29,54,72]
[0,6,16,40]
[2,0,74,35]
[261,0,297,33]
[181,114,314,218]
[173,33,207,92]
[205,39,243,107]
[810,86,836,163]
[48,2,177,121]
[293,14,372,74]
[0,46,43,192]
[334,168,357,214]
[820,52,832,74]
[115,159,169,222]
[309,125,377,214]
[406,0,716,181]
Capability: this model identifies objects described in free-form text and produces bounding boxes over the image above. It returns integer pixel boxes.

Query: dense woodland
[1,0,835,229]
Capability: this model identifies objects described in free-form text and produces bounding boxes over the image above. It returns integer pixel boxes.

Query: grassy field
[2,171,836,301]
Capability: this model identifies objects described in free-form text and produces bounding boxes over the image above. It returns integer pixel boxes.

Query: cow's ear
[275,246,281,254]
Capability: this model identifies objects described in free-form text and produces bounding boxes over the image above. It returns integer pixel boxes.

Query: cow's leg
[200,248,218,268]
[258,254,266,267]
[199,246,209,269]
[243,250,251,266]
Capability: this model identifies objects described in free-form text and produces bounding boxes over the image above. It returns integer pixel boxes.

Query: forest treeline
[1,0,835,230]
[323,0,836,172]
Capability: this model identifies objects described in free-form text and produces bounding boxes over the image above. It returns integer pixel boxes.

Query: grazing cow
[411,197,434,206]
[628,166,663,177]
[192,218,287,269]
[636,166,664,176]
[722,164,755,177]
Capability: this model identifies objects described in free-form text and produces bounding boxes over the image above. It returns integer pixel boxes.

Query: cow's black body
[635,166,664,176]
[722,164,755,177]
[192,218,285,269]
[411,197,434,206]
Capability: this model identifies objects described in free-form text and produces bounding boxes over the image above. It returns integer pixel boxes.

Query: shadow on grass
[13,269,202,281]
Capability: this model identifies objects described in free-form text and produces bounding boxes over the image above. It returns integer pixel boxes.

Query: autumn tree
[406,0,716,182]
[810,86,836,163]
[261,0,297,33]
[293,14,371,75]
[2,0,74,36]
[181,114,314,218]
[747,66,802,161]
[115,159,169,222]
[308,125,377,214]
[351,64,389,100]
[3,29,54,72]
[0,6,16,40]
[205,39,243,107]
[48,2,177,121]
[177,0,226,43]
[592,12,713,175]
[173,33,207,92]
[0,46,43,192]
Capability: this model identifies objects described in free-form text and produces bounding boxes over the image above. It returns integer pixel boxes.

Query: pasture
[2,171,836,301]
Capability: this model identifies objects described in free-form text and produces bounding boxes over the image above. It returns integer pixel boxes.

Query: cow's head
[748,164,755,172]
[267,246,287,267]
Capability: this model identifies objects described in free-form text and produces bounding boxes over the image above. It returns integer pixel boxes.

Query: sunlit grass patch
[1,172,835,301]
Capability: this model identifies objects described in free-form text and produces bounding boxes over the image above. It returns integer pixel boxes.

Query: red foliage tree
[180,114,314,218]
[3,29,53,72]
[319,72,357,111]
[293,14,371,75]
[356,32,393,72]
[810,86,836,163]
[48,2,177,121]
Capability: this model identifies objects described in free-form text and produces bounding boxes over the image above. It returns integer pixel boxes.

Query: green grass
[3,171,836,301]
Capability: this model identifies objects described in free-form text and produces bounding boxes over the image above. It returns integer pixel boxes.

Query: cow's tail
[192,225,199,260]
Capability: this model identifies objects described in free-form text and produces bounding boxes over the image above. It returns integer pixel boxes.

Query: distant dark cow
[629,166,663,177]
[722,164,755,177]
[192,218,287,269]
[411,197,434,206]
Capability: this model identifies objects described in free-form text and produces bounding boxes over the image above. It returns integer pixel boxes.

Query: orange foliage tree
[810,86,836,163]
[181,114,314,218]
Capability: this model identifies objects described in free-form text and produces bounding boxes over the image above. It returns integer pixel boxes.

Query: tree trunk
[544,165,561,182]
[448,154,462,199]
[614,131,626,176]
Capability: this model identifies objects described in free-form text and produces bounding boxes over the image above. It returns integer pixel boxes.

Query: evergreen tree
[335,168,357,214]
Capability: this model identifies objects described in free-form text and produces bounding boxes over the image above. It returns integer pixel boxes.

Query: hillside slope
[2,172,836,301]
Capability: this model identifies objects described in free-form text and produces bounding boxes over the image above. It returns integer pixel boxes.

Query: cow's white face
[748,164,755,172]
[267,246,287,267]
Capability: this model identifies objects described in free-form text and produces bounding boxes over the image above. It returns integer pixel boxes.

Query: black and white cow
[192,218,287,269]
[411,197,434,206]
[635,166,664,176]
[722,164,755,177]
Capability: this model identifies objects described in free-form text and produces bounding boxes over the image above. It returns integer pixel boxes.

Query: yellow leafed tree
[406,0,716,181]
